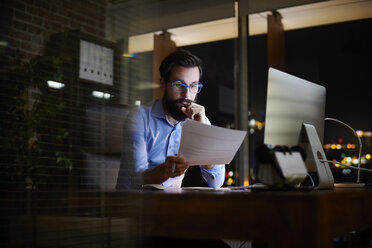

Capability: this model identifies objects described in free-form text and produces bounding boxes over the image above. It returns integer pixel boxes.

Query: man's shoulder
[129,99,155,113]
[128,99,162,120]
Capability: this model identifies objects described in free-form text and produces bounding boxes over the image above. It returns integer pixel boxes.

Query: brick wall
[1,0,106,58]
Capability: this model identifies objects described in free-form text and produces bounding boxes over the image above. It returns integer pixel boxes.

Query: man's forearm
[200,164,225,188]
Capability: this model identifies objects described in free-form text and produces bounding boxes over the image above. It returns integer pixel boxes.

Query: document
[178,120,247,165]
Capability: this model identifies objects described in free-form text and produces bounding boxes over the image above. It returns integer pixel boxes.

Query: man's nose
[181,87,191,98]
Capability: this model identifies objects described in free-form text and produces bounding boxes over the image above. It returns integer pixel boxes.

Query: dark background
[184,17,372,143]
[181,17,372,186]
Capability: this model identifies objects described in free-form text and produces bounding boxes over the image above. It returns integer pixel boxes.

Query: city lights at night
[324,128,372,180]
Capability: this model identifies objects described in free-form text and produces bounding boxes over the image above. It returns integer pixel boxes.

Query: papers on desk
[181,187,231,191]
[178,120,247,165]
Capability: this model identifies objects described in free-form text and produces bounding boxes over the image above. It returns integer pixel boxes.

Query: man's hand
[180,102,207,124]
[165,156,190,178]
[143,156,190,185]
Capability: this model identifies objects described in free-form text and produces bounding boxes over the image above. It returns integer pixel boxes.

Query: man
[116,50,225,189]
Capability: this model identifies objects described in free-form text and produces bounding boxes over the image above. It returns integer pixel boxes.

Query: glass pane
[1,0,372,247]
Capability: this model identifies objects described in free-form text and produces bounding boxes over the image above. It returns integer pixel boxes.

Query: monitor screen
[264,68,326,148]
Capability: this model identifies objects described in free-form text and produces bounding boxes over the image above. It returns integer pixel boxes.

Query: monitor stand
[298,123,334,189]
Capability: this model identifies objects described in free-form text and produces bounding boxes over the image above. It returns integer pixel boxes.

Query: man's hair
[159,49,203,83]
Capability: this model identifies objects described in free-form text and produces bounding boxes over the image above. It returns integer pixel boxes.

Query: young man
[116,50,225,189]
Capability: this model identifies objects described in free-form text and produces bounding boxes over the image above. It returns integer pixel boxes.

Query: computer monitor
[264,68,334,189]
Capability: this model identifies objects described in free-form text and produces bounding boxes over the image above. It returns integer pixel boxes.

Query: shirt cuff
[200,164,224,178]
[200,164,225,188]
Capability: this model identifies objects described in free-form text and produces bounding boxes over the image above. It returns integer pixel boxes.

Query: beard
[163,90,197,122]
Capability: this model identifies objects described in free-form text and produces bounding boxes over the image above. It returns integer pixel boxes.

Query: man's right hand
[166,155,190,178]
[143,155,190,185]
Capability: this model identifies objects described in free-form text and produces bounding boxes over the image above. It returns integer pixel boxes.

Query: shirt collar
[151,98,166,119]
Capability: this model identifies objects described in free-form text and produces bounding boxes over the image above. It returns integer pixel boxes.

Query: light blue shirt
[116,99,225,189]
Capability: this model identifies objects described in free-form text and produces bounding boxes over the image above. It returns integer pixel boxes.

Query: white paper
[178,120,247,165]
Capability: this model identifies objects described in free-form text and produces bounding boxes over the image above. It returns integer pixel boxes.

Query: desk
[137,188,372,248]
[2,188,372,248]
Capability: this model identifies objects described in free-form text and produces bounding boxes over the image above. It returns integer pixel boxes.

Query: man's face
[163,65,200,122]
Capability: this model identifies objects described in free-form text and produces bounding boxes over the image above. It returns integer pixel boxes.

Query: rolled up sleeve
[200,164,225,189]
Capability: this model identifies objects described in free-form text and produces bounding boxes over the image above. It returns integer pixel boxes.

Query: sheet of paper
[178,120,247,165]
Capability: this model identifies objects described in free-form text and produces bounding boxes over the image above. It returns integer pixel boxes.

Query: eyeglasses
[170,81,203,94]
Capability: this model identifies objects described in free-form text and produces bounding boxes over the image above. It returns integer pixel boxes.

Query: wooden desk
[137,188,372,248]
[3,188,372,248]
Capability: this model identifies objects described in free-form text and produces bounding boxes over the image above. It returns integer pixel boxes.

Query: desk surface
[3,188,372,248]
[138,188,372,248]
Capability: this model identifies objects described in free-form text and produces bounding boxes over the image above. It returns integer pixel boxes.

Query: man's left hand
[180,102,207,124]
